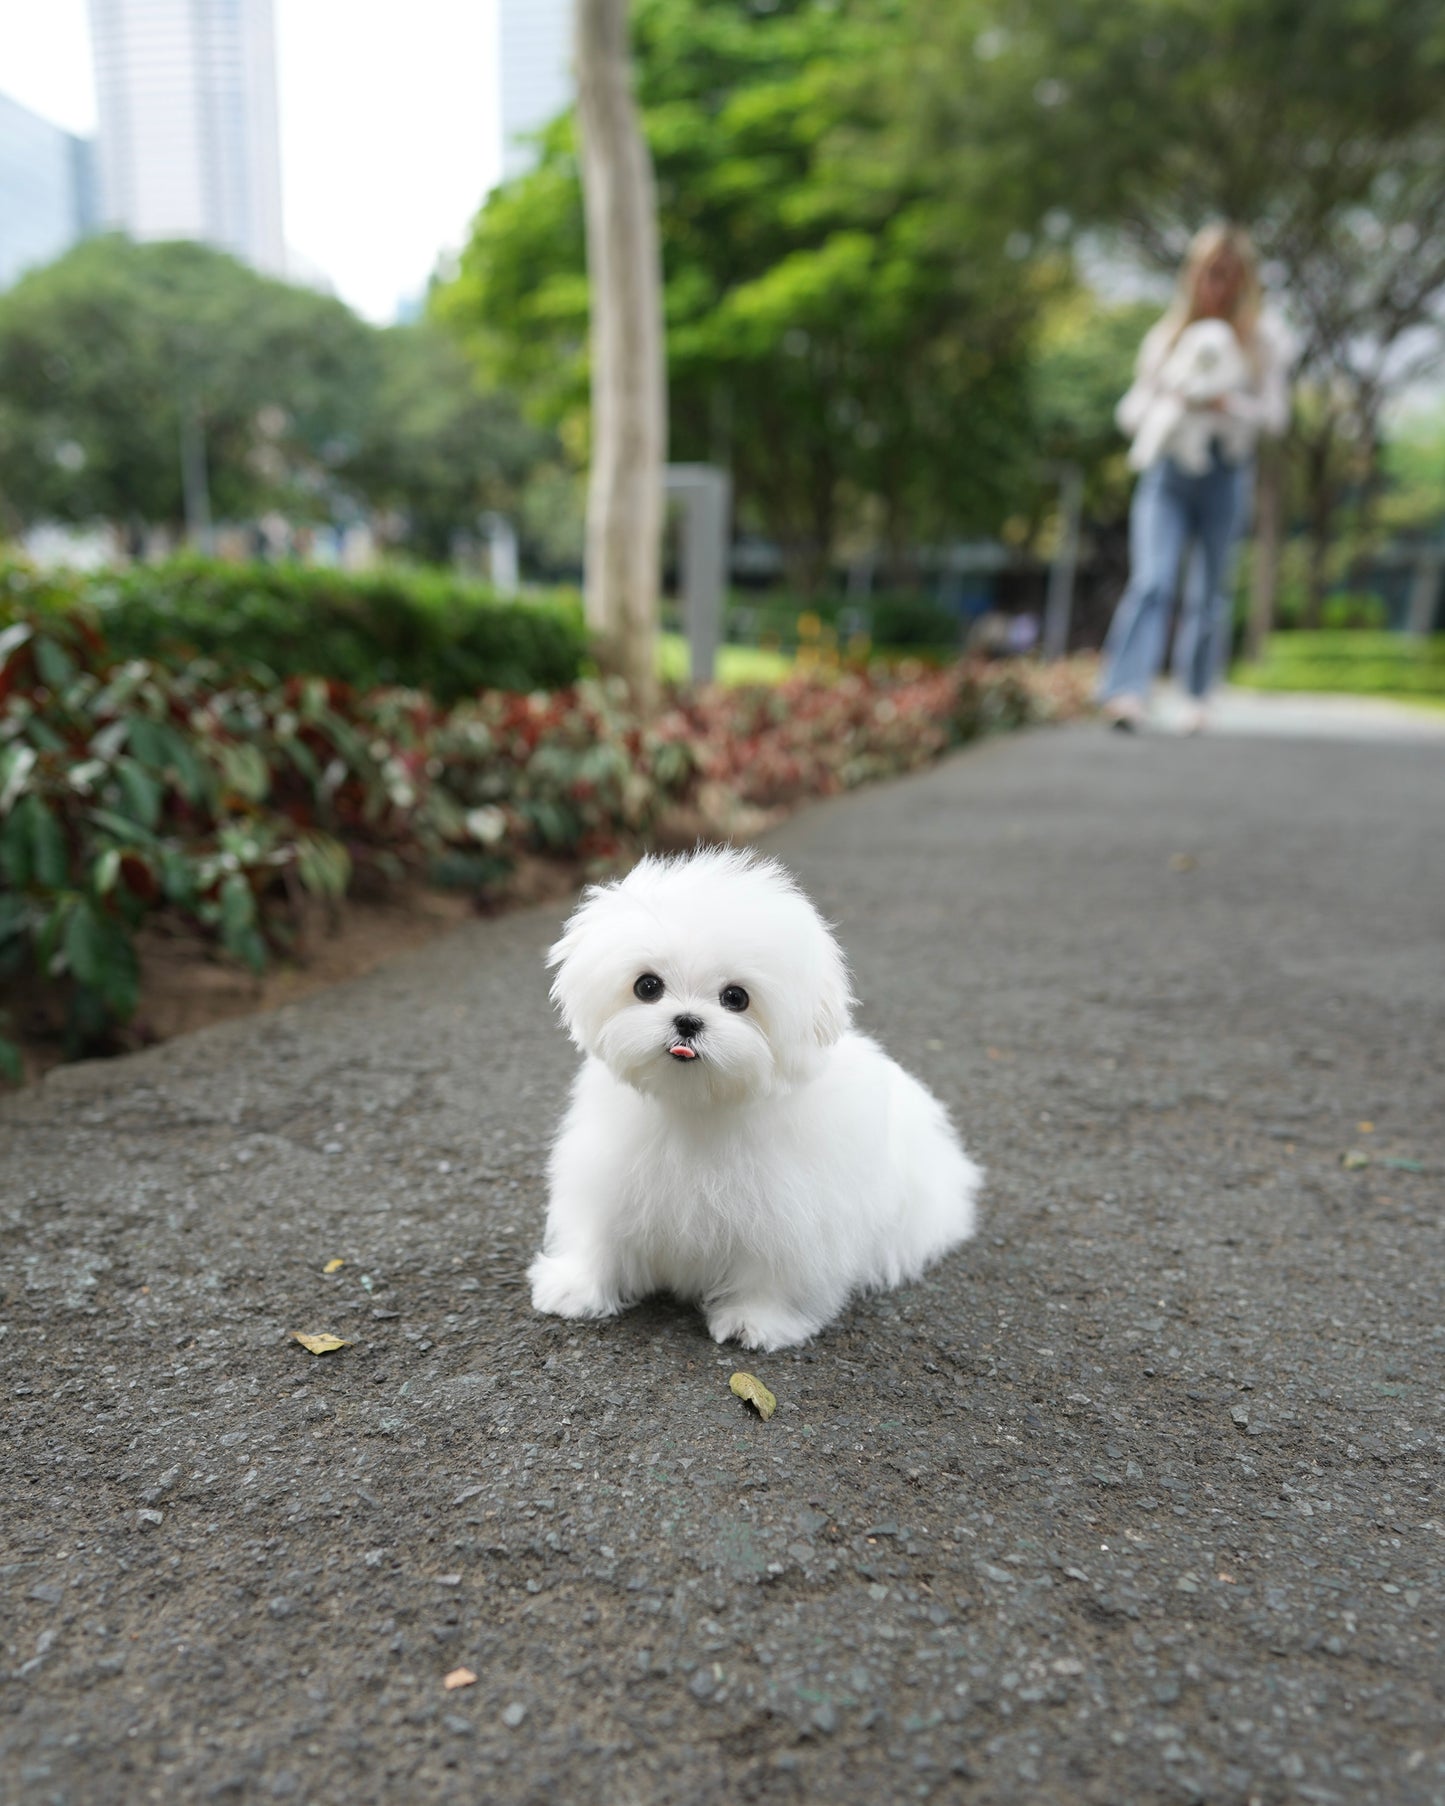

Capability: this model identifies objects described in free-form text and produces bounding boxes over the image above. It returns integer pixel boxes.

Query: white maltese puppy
[528,848,981,1350]
[1128,317,1252,475]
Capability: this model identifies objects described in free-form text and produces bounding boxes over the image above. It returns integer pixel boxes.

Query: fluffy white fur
[528,848,981,1350]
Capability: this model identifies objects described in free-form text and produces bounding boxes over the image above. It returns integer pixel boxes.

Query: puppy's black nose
[672,1014,704,1039]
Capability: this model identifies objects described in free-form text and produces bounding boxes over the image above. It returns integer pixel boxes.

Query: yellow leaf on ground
[444,1667,478,1690]
[730,1371,777,1420]
[324,1258,345,1273]
[292,1331,350,1355]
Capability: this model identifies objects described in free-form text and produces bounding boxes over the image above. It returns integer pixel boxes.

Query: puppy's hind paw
[528,1254,621,1322]
[707,1300,820,1352]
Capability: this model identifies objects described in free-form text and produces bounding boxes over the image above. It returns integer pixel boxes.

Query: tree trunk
[1301,423,1336,632]
[1244,438,1284,662]
[1343,408,1386,595]
[575,0,666,709]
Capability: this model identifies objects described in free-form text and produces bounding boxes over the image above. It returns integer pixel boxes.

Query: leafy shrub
[360,683,698,868]
[665,657,1091,811]
[0,604,695,1073]
[2,556,588,702]
[1,592,1089,1078]
[0,611,358,1069]
[1319,591,1389,632]
[866,593,964,650]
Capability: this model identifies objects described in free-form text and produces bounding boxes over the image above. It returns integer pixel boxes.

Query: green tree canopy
[1027,288,1159,526]
[439,0,1045,594]
[0,236,378,533]
[345,321,554,564]
[0,238,562,564]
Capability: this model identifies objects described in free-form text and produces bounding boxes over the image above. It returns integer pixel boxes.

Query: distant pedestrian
[1098,224,1293,733]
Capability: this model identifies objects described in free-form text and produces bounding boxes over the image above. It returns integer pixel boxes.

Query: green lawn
[657,632,793,685]
[1233,631,1445,702]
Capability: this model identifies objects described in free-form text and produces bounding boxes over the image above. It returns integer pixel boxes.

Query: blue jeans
[1098,450,1252,703]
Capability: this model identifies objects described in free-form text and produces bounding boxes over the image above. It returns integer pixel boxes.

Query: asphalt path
[3,724,1443,1806]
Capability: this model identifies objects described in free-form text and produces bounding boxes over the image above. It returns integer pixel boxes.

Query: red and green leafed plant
[1,598,1086,1077]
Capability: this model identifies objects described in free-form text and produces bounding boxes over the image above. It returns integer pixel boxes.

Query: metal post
[479,513,520,596]
[664,464,731,684]
[179,400,213,554]
[1405,539,1444,638]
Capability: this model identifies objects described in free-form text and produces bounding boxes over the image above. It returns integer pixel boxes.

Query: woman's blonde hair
[1160,222,1262,361]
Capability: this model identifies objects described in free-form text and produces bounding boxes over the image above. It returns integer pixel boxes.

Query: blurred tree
[439,0,1041,596]
[1027,288,1158,525]
[435,121,589,461]
[345,322,553,565]
[0,236,378,539]
[909,0,1445,626]
[1381,414,1445,636]
[1380,415,1445,536]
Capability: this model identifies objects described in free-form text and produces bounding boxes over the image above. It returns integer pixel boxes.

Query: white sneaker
[1102,695,1145,732]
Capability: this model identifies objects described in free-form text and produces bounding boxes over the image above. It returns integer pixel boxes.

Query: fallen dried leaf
[444,1667,478,1691]
[1341,1149,1370,1170]
[730,1371,776,1420]
[1168,852,1197,872]
[324,1258,345,1274]
[292,1331,350,1355]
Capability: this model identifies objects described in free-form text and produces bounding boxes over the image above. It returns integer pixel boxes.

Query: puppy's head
[547,848,853,1104]
[1169,318,1247,399]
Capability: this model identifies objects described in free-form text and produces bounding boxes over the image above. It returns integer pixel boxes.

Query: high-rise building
[87,0,285,274]
[496,0,574,183]
[0,93,98,291]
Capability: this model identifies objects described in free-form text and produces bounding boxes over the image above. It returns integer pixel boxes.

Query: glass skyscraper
[0,93,97,291]
[87,0,285,274]
[496,0,574,182]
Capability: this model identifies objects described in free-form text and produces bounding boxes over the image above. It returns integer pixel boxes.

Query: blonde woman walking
[1099,225,1293,732]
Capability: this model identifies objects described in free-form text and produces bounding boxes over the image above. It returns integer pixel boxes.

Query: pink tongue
[669,1044,698,1059]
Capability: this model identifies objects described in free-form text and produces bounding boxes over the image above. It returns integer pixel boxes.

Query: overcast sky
[0,0,503,322]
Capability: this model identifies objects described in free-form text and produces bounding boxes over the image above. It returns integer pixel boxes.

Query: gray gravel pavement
[3,725,1443,1806]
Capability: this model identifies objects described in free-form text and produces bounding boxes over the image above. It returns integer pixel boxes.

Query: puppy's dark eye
[720,984,750,1012]
[633,973,665,1002]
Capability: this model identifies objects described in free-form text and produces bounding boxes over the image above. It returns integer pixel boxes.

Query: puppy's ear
[544,916,582,978]
[545,882,613,1044]
[810,934,854,1048]
[546,880,610,972]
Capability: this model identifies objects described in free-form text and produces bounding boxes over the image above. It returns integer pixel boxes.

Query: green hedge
[2,557,588,703]
[1233,631,1445,699]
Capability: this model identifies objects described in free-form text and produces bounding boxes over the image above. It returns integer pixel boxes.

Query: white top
[1117,310,1294,472]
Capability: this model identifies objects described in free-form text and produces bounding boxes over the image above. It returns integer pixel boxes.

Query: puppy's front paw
[528,1253,621,1322]
[707,1299,819,1352]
